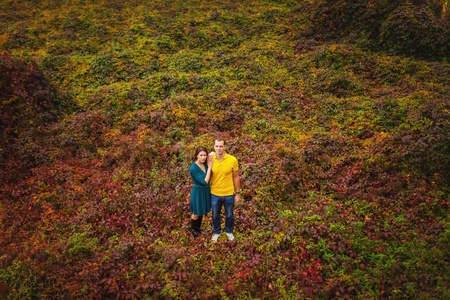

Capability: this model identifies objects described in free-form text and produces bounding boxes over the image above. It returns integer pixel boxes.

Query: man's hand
[235,193,241,204]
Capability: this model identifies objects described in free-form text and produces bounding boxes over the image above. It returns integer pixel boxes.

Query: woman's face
[196,151,207,163]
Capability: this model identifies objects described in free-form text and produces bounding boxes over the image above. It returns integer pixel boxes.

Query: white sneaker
[226,233,234,241]
[212,234,220,243]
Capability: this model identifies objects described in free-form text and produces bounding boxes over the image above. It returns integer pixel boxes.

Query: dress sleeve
[190,166,209,186]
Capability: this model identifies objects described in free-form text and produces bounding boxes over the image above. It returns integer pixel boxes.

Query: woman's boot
[197,215,206,235]
[190,218,199,238]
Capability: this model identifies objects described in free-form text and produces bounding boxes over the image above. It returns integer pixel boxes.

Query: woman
[189,146,213,238]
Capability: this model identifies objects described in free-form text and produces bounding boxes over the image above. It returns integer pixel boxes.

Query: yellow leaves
[191,133,214,152]
[373,131,389,143]
[0,34,8,46]
[136,37,156,50]
[73,185,83,192]
[169,106,197,126]
[104,128,121,143]
[129,22,145,32]
[275,232,285,243]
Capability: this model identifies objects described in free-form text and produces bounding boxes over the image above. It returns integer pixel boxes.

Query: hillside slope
[0,0,448,299]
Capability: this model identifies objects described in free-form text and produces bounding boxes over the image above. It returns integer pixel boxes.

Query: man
[209,138,241,242]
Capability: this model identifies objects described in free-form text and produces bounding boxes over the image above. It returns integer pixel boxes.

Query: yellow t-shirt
[210,152,238,196]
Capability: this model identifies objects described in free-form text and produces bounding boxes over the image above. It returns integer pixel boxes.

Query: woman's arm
[191,168,209,186]
[204,153,214,183]
[204,165,212,183]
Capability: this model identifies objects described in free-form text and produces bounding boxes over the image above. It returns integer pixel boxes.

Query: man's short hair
[214,137,225,145]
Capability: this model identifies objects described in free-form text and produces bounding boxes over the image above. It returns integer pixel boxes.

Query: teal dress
[189,163,211,215]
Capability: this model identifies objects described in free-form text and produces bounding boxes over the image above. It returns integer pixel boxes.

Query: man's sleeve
[232,157,239,172]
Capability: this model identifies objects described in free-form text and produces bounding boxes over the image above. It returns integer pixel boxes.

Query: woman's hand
[207,153,214,168]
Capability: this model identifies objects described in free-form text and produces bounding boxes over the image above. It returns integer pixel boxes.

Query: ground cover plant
[0,0,449,299]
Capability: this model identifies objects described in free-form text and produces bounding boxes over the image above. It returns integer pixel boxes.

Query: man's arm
[233,170,241,204]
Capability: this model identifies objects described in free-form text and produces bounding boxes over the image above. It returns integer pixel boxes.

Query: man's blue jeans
[211,194,234,234]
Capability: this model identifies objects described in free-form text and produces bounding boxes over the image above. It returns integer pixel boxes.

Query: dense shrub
[306,0,450,60]
[380,2,450,59]
[0,54,70,170]
[0,55,58,142]
[389,99,450,184]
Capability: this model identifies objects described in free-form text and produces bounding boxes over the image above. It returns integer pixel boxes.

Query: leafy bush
[0,54,59,142]
[380,2,450,59]
[0,54,70,170]
[306,0,450,60]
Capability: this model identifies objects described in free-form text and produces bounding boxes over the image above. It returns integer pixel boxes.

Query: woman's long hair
[194,146,208,163]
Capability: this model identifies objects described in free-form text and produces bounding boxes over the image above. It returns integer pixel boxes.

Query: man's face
[214,140,225,155]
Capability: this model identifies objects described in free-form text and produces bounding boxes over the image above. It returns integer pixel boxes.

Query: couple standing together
[188,138,241,243]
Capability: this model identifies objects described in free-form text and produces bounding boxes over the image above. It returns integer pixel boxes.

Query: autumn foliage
[305,0,450,60]
[0,0,449,299]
